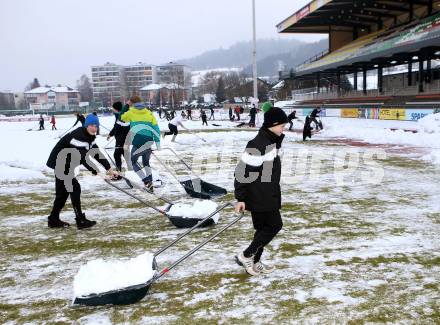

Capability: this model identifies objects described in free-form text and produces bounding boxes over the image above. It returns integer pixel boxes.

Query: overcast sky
[0,0,325,91]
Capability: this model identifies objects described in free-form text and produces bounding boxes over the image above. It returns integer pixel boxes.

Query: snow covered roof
[140,83,183,91]
[24,86,78,94]
[272,80,285,90]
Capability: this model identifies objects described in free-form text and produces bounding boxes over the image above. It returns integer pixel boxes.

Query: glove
[106,168,119,179]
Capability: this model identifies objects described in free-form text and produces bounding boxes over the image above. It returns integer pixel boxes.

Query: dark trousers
[311,117,320,130]
[165,123,178,136]
[114,147,125,171]
[202,118,208,126]
[114,137,127,171]
[50,176,82,218]
[244,210,283,263]
[131,145,152,183]
[39,123,44,130]
[289,121,293,130]
[249,115,256,127]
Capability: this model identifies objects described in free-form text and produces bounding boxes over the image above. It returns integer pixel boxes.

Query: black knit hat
[263,107,288,128]
[112,101,123,112]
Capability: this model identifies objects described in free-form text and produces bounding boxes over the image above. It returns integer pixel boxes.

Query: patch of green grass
[325,254,411,267]
[382,156,432,170]
[279,243,305,257]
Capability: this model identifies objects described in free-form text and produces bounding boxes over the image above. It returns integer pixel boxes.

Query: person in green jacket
[121,96,161,191]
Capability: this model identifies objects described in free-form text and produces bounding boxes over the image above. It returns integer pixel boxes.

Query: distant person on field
[50,115,57,130]
[287,110,297,131]
[201,110,208,126]
[39,114,45,130]
[73,112,85,127]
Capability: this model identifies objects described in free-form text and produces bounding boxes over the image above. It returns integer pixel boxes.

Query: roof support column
[408,59,413,86]
[428,0,433,15]
[426,58,432,84]
[378,64,383,94]
[419,57,424,93]
[316,72,321,93]
[336,69,341,96]
[363,66,367,95]
[354,71,358,91]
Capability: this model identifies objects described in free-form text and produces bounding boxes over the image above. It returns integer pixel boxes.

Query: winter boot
[253,261,275,274]
[75,213,97,229]
[48,215,70,228]
[235,252,260,276]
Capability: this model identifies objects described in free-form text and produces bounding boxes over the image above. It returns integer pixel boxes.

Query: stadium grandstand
[277,0,440,119]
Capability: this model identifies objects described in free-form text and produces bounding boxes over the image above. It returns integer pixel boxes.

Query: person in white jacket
[162,111,188,142]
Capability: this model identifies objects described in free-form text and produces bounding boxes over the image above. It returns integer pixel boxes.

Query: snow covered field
[0,113,439,323]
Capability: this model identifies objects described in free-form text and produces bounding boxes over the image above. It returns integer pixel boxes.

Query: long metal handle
[161,147,193,172]
[119,175,173,205]
[155,212,244,281]
[104,179,168,215]
[153,202,233,257]
[151,151,186,186]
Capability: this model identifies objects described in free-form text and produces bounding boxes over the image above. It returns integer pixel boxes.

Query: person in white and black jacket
[46,114,119,229]
[234,106,288,276]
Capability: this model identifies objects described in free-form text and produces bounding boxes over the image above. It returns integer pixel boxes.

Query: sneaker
[235,252,260,276]
[253,261,275,274]
[75,214,97,230]
[144,181,154,193]
[48,216,70,228]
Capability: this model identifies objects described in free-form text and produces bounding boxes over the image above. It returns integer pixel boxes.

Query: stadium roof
[277,0,438,33]
[294,11,440,76]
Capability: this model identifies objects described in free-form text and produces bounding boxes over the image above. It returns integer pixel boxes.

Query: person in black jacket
[302,116,313,141]
[310,107,322,131]
[201,110,208,126]
[287,110,297,131]
[249,104,257,127]
[46,114,119,229]
[38,115,45,130]
[234,106,288,276]
[72,112,85,127]
[107,101,130,172]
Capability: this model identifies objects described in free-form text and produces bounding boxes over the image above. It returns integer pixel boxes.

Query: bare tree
[76,74,93,102]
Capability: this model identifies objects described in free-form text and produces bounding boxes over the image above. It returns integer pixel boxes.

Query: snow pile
[0,164,47,182]
[417,112,440,133]
[167,200,220,222]
[322,117,440,149]
[73,252,155,298]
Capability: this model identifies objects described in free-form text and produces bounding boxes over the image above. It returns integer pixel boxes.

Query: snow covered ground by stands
[0,112,439,323]
[73,252,155,298]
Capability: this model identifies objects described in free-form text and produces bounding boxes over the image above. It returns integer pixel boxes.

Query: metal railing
[290,80,440,102]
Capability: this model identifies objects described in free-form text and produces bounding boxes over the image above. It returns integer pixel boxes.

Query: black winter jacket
[47,127,111,175]
[310,108,321,118]
[73,114,85,127]
[234,128,284,212]
[109,111,130,146]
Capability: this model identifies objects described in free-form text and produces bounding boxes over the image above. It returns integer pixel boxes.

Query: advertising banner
[341,109,359,118]
[379,108,406,120]
[405,109,434,121]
